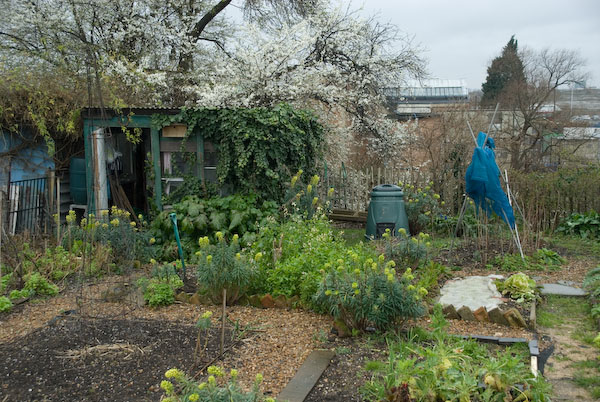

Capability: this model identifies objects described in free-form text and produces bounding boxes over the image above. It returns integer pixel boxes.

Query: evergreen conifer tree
[481,35,526,106]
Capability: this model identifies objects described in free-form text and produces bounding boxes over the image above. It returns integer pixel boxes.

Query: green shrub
[23,273,59,297]
[383,229,430,265]
[314,254,424,332]
[362,305,552,401]
[157,367,272,402]
[144,282,177,307]
[415,261,449,294]
[557,211,600,239]
[0,296,12,313]
[281,170,333,219]
[195,234,256,305]
[495,273,537,303]
[250,214,379,310]
[9,289,33,299]
[0,273,12,293]
[583,267,600,299]
[152,194,278,260]
[398,181,443,234]
[65,207,154,266]
[534,248,566,266]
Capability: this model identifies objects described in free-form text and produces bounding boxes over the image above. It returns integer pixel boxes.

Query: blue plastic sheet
[465,132,515,228]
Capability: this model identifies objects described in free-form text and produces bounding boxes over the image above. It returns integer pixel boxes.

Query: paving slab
[438,275,505,311]
[539,284,588,296]
[277,350,335,402]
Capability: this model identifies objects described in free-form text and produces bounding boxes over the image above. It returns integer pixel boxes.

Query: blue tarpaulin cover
[465,132,515,228]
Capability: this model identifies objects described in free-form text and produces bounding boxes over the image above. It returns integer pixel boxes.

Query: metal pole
[169,213,186,279]
[484,103,500,147]
[467,121,478,146]
[450,194,469,250]
[504,170,525,260]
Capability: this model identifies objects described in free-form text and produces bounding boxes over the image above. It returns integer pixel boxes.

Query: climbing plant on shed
[152,103,324,201]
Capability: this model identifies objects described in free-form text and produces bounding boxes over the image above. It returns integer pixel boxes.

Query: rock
[175,292,190,303]
[287,295,300,309]
[473,306,489,322]
[274,294,287,309]
[101,284,130,302]
[442,304,460,319]
[539,284,587,296]
[457,306,476,321]
[237,295,250,306]
[488,307,510,326]
[503,308,527,328]
[188,293,202,306]
[333,319,351,338]
[260,294,275,308]
[247,295,262,308]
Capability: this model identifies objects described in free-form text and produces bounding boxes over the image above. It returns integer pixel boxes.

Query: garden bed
[0,315,235,401]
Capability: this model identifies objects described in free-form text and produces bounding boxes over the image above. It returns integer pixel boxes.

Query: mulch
[0,277,332,400]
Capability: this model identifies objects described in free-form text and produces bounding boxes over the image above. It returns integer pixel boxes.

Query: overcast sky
[356,0,600,90]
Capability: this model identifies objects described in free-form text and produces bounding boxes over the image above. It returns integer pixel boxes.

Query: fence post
[0,194,3,286]
[56,176,61,241]
[47,169,55,235]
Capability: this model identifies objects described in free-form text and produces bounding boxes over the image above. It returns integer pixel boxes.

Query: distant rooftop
[383,79,469,104]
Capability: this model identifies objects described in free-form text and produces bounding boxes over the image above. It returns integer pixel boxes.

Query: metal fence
[6,177,52,235]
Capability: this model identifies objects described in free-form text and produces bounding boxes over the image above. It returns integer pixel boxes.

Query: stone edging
[442,301,535,329]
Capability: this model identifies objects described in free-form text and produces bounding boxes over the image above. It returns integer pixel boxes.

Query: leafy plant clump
[194,233,256,305]
[383,229,430,265]
[398,181,443,234]
[157,367,273,402]
[496,272,537,303]
[583,267,600,300]
[137,263,184,307]
[249,213,376,309]
[362,305,552,401]
[557,210,600,239]
[64,207,154,268]
[492,248,566,272]
[152,194,278,260]
[23,273,59,297]
[314,254,425,332]
[0,296,13,313]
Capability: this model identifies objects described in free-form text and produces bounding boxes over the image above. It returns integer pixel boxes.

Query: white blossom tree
[1,0,425,163]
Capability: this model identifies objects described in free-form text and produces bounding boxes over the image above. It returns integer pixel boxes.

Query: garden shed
[81,107,219,215]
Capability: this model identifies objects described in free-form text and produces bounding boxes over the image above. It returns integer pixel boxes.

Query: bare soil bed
[0,314,234,401]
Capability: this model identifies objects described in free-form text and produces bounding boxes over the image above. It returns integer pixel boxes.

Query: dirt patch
[538,296,599,401]
[0,276,332,399]
[0,315,234,401]
[305,336,386,402]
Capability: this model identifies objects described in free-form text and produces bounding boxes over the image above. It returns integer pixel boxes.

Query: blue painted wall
[0,129,55,187]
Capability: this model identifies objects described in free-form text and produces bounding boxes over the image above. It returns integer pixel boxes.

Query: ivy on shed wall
[152,103,324,201]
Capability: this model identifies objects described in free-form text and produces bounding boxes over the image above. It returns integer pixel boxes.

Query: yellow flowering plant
[314,250,424,332]
[195,234,256,305]
[157,368,270,401]
[282,170,334,219]
[397,181,444,233]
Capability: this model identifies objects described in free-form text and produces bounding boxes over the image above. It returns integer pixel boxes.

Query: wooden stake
[221,288,226,355]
